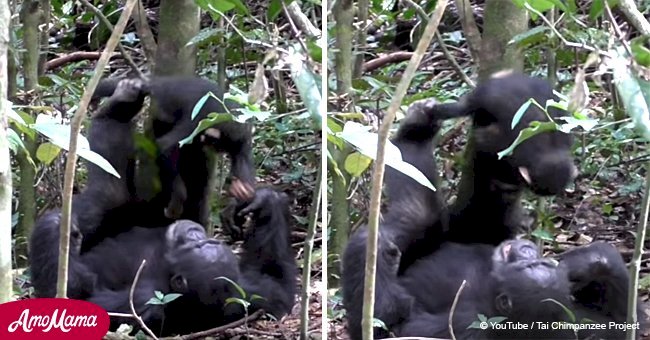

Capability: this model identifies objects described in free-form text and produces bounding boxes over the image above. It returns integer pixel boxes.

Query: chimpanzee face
[164,220,241,306]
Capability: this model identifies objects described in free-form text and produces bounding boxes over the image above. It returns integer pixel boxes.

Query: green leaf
[216,276,246,299]
[556,116,598,133]
[510,26,550,47]
[338,121,435,191]
[250,294,265,302]
[589,0,618,20]
[225,297,250,308]
[36,142,61,165]
[191,92,214,120]
[7,102,25,125]
[478,314,488,322]
[306,38,323,63]
[531,228,554,241]
[372,318,388,330]
[498,121,559,159]
[602,203,613,215]
[286,45,323,130]
[161,293,182,304]
[611,50,650,141]
[155,291,164,300]
[33,114,120,178]
[511,99,534,129]
[7,128,26,155]
[179,113,234,146]
[187,28,222,47]
[631,36,650,67]
[145,297,164,305]
[542,298,576,322]
[344,152,372,177]
[488,316,507,324]
[267,0,283,21]
[236,107,272,122]
[467,321,482,329]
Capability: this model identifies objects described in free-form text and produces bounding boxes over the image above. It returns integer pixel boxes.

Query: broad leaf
[338,121,435,191]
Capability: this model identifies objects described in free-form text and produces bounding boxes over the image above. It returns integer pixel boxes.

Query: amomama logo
[0,298,109,339]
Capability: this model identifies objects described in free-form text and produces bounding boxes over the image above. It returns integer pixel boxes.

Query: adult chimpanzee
[342,72,630,339]
[93,76,256,224]
[396,239,635,339]
[84,188,296,335]
[30,78,296,335]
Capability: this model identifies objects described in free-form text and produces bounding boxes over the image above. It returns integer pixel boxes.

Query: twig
[363,52,415,73]
[435,31,475,88]
[56,0,138,300]
[300,164,322,340]
[78,0,144,78]
[283,1,321,38]
[129,260,158,339]
[45,51,119,70]
[361,1,449,338]
[453,0,481,62]
[282,1,311,61]
[448,280,467,340]
[618,0,650,35]
[568,155,612,229]
[401,0,474,88]
[158,309,265,340]
[626,160,650,340]
[523,2,611,59]
[604,0,634,58]
[131,0,157,62]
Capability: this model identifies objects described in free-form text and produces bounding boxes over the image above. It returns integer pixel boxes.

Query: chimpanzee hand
[229,177,255,201]
[112,78,146,103]
[237,188,288,218]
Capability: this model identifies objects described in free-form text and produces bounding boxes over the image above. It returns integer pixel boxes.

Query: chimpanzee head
[490,240,572,325]
[470,71,577,195]
[430,71,577,196]
[164,220,241,308]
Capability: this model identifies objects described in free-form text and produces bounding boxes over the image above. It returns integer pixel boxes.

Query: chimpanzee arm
[29,79,145,298]
[29,211,97,298]
[558,241,629,320]
[342,228,416,340]
[342,99,448,340]
[236,188,297,317]
[88,279,166,333]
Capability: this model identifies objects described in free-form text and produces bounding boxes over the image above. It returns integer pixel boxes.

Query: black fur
[30,78,146,298]
[93,76,255,224]
[30,78,295,335]
[342,73,633,339]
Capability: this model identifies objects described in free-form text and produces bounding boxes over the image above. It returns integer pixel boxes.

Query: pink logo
[0,298,109,339]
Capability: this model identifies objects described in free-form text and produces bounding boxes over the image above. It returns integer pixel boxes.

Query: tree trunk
[329,0,354,286]
[137,0,201,208]
[15,0,43,267]
[0,0,14,303]
[454,0,527,211]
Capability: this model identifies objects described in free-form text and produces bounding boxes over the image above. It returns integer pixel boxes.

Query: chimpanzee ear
[495,293,513,314]
[170,274,189,293]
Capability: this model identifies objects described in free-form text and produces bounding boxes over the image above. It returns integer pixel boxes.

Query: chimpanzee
[30,78,296,335]
[396,239,635,339]
[342,99,448,340]
[30,78,147,298]
[342,72,631,339]
[93,76,256,224]
[83,188,296,335]
[435,71,577,246]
